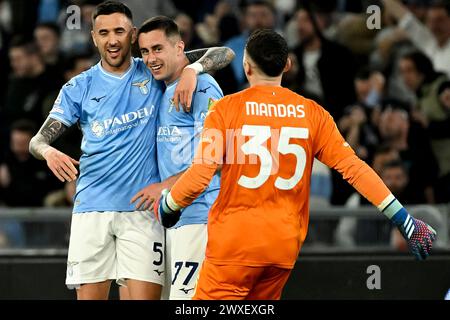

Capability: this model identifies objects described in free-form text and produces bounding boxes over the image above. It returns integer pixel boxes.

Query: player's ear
[177,40,185,55]
[283,56,292,73]
[243,59,251,76]
[91,30,98,47]
[131,27,137,44]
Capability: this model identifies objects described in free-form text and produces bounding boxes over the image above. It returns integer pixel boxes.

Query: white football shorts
[65,210,165,289]
[163,223,207,300]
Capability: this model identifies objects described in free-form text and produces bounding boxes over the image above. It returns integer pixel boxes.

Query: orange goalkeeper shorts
[192,259,292,300]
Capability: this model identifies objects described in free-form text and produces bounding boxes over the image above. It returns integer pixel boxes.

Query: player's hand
[172,67,197,112]
[393,209,437,260]
[43,147,79,182]
[130,182,165,211]
[153,189,181,228]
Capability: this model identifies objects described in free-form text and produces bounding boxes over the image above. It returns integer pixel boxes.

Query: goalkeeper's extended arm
[153,162,218,228]
[333,155,437,260]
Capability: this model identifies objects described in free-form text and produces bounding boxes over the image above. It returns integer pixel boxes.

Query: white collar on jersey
[98,58,134,80]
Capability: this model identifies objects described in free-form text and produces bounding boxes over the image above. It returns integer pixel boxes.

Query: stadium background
[0,0,449,299]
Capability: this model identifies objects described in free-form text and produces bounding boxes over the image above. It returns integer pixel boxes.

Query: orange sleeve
[170,163,218,208]
[170,99,226,207]
[313,103,391,206]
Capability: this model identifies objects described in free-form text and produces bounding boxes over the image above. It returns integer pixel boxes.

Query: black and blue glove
[153,189,182,228]
[391,207,437,260]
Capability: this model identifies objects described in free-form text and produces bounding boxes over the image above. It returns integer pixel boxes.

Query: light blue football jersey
[49,58,163,213]
[157,73,222,227]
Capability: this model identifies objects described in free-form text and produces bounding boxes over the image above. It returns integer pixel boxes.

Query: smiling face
[138,29,184,84]
[91,12,136,73]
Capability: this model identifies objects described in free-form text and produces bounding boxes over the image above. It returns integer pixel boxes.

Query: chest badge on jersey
[90,120,105,138]
[132,79,150,95]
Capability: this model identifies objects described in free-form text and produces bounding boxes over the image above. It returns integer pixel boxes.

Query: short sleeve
[48,76,84,127]
[191,76,224,125]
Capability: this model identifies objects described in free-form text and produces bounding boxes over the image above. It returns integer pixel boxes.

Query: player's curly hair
[245,29,288,77]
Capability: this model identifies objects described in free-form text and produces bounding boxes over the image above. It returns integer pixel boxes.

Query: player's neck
[101,56,132,75]
[249,76,282,87]
[165,57,189,86]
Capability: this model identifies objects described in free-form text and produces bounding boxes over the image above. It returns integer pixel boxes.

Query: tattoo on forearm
[41,119,66,142]
[29,118,68,160]
[186,47,235,73]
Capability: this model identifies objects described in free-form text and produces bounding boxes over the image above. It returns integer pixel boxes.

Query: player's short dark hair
[245,29,288,77]
[35,22,61,38]
[92,1,133,24]
[10,119,37,135]
[138,16,180,39]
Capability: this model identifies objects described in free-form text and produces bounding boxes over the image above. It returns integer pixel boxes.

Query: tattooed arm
[172,47,235,112]
[185,47,235,73]
[29,117,68,160]
[29,117,79,182]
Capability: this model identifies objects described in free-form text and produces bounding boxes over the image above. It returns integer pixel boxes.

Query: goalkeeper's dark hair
[92,1,133,24]
[138,16,180,39]
[245,29,288,77]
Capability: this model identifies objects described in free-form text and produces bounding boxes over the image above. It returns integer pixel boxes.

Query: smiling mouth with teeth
[151,65,162,71]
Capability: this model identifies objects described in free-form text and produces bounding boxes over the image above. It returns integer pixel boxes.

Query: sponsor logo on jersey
[90,105,155,138]
[157,125,182,143]
[132,79,150,95]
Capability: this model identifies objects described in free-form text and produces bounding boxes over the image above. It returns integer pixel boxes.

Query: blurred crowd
[0,0,449,248]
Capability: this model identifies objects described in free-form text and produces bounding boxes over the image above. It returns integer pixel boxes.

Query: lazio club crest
[132,79,150,95]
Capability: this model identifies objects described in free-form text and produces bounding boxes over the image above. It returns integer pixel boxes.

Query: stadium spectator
[225,0,276,88]
[44,180,76,207]
[0,119,59,207]
[293,6,357,121]
[4,37,63,127]
[382,0,450,77]
[398,51,450,201]
[122,0,178,27]
[34,22,65,73]
[174,13,204,50]
[376,100,439,203]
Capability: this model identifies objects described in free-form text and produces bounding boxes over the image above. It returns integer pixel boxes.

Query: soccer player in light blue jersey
[130,16,228,299]
[29,1,234,300]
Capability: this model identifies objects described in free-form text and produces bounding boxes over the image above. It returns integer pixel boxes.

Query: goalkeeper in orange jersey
[154,29,437,300]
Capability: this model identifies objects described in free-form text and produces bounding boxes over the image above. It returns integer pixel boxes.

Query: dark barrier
[0,252,449,299]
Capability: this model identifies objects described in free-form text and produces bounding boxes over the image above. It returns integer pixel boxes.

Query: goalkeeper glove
[391,207,437,260]
[153,189,181,228]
